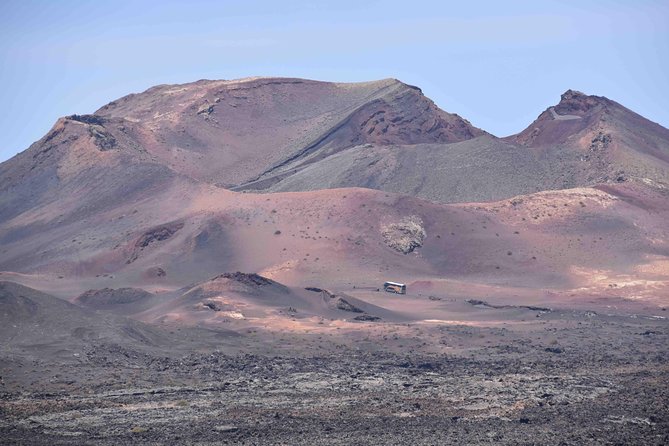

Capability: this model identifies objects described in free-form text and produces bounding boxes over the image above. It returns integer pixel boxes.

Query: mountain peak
[555,89,609,116]
[561,89,587,100]
[510,90,610,148]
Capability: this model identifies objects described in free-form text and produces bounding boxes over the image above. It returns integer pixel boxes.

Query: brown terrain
[0,77,667,445]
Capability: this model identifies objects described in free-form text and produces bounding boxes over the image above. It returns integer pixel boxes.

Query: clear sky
[1,0,667,162]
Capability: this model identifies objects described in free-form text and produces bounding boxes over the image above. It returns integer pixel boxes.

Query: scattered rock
[353,314,381,322]
[197,104,215,115]
[589,132,612,152]
[335,297,364,313]
[88,124,117,151]
[200,301,223,311]
[214,272,275,287]
[146,267,167,278]
[67,114,105,125]
[381,215,426,254]
[306,287,336,299]
[75,288,153,306]
[466,299,551,313]
[128,222,184,264]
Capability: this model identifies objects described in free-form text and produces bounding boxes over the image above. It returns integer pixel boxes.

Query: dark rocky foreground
[1,312,668,445]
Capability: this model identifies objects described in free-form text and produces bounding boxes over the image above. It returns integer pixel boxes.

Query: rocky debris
[466,299,551,313]
[590,131,612,151]
[381,215,426,254]
[334,297,364,313]
[0,301,667,445]
[545,347,564,354]
[213,272,275,288]
[604,415,656,426]
[353,314,381,322]
[306,287,336,300]
[88,124,117,151]
[136,224,184,248]
[197,103,215,115]
[75,288,153,306]
[1,339,665,445]
[67,114,106,126]
[127,223,184,264]
[200,300,223,311]
[146,266,167,278]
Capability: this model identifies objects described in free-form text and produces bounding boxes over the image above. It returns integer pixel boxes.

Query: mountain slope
[2,179,668,304]
[263,135,554,203]
[0,77,484,228]
[509,89,669,187]
[94,77,483,188]
[237,88,669,203]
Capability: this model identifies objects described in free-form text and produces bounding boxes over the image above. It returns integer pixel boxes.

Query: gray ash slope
[253,88,669,203]
[263,135,554,203]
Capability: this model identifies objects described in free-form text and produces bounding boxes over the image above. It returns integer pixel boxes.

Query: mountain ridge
[0,78,667,343]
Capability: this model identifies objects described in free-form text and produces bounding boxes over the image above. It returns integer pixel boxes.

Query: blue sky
[1,0,667,162]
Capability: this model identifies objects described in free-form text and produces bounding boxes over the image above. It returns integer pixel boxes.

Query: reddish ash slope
[1,177,668,309]
[94,77,483,188]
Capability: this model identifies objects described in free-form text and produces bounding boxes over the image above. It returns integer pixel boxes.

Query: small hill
[133,272,404,327]
[0,281,177,361]
[74,287,160,315]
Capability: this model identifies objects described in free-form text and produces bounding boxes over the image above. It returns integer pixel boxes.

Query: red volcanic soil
[92,77,482,188]
[2,180,668,320]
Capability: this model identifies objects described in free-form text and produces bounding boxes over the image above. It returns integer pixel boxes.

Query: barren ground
[1,286,667,445]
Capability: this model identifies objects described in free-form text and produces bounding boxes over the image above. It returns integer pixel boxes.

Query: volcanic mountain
[0,76,667,313]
